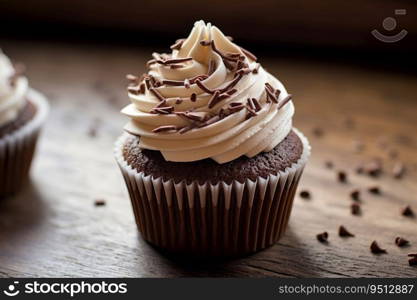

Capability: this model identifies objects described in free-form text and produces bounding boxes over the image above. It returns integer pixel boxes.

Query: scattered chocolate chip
[392,162,406,179]
[395,237,409,247]
[409,257,417,266]
[408,254,417,266]
[312,127,324,137]
[317,232,328,243]
[350,189,360,201]
[368,186,381,195]
[364,159,383,177]
[401,205,414,217]
[355,165,364,174]
[370,241,387,254]
[339,225,355,237]
[351,203,361,215]
[337,171,347,183]
[325,160,334,169]
[299,190,311,200]
[94,199,106,206]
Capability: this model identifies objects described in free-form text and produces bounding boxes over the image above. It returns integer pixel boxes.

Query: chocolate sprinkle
[220,73,243,93]
[350,189,360,201]
[178,126,193,134]
[195,79,216,94]
[265,86,278,103]
[395,237,409,247]
[152,125,177,133]
[368,186,381,195]
[228,103,245,114]
[170,39,184,50]
[207,59,216,76]
[94,199,106,206]
[337,171,347,183]
[208,90,221,109]
[149,88,165,101]
[252,63,260,74]
[351,203,361,215]
[408,255,417,266]
[190,93,197,102]
[240,46,258,61]
[317,232,328,243]
[150,106,174,115]
[401,205,414,217]
[155,57,193,65]
[299,190,311,199]
[162,79,185,86]
[127,86,141,95]
[278,94,293,110]
[370,241,387,254]
[203,115,220,126]
[339,225,355,237]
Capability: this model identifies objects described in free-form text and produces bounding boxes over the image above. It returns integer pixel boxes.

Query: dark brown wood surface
[0,40,416,277]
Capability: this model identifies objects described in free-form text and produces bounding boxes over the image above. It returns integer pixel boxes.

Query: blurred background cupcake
[115,21,310,256]
[0,49,48,197]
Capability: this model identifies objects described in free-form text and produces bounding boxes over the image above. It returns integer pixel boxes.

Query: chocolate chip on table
[392,162,406,179]
[299,190,311,199]
[370,241,387,254]
[355,165,364,174]
[401,205,414,217]
[362,159,383,177]
[409,254,417,266]
[339,225,355,237]
[350,189,360,201]
[337,171,347,183]
[351,203,361,215]
[395,237,410,247]
[368,186,381,195]
[317,232,329,243]
[312,127,324,137]
[94,199,106,206]
[325,160,334,169]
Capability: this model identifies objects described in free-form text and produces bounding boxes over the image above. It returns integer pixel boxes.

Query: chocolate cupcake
[115,21,310,256]
[0,49,48,197]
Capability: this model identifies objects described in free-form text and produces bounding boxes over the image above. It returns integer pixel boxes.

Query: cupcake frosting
[0,50,28,127]
[122,20,294,164]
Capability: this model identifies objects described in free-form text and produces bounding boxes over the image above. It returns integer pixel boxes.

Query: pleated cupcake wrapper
[0,89,49,197]
[115,128,310,256]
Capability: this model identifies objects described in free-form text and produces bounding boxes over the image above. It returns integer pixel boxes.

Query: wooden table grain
[0,40,416,277]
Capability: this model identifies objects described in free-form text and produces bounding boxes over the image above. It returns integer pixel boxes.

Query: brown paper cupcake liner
[0,89,49,197]
[115,128,310,256]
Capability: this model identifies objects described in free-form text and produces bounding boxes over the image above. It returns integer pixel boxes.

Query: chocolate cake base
[116,129,310,256]
[0,100,37,139]
[0,98,44,198]
[123,130,303,184]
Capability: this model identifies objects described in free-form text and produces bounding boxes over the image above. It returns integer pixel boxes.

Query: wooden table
[0,40,416,277]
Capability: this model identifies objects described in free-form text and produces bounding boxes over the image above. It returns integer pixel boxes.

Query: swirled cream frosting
[0,49,28,127]
[122,20,294,164]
